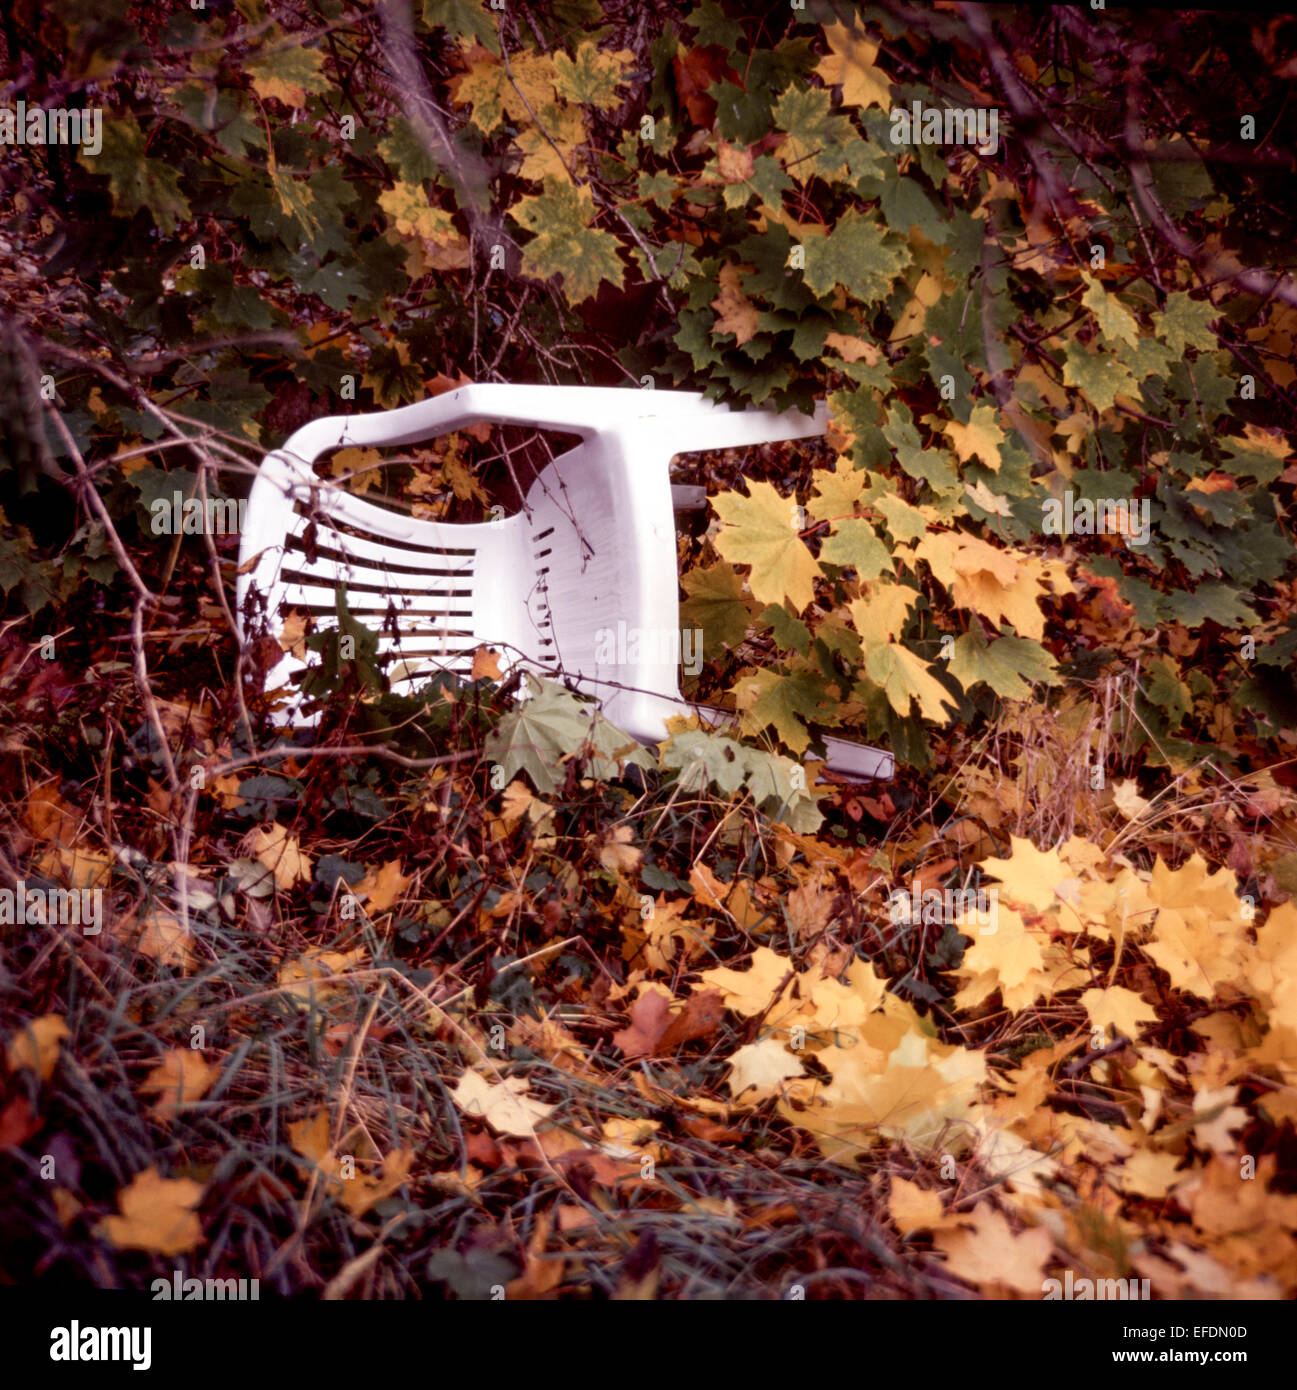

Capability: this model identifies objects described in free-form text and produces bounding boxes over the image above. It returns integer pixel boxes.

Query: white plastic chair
[237,384,893,781]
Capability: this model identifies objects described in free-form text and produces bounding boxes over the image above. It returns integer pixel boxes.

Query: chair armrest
[273,386,827,467]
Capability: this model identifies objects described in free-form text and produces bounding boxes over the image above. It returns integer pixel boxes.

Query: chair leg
[670,484,708,512]
[675,702,894,781]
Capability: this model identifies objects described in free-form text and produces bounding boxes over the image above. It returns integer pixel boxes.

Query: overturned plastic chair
[237,385,893,781]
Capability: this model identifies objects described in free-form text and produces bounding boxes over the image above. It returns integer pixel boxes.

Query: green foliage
[5,0,1292,780]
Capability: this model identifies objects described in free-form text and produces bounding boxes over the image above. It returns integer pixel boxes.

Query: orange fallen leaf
[6,1014,70,1081]
[97,1167,205,1256]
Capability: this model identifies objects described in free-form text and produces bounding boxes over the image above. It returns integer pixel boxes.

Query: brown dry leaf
[889,1176,945,1235]
[689,862,731,914]
[135,911,198,972]
[786,871,833,939]
[711,262,759,346]
[244,823,312,891]
[288,1109,334,1168]
[97,1167,205,1256]
[23,783,80,842]
[613,989,672,1059]
[22,784,111,889]
[0,1095,41,1147]
[426,370,492,441]
[598,824,642,876]
[505,1210,565,1300]
[6,1014,70,1081]
[340,1148,414,1217]
[659,989,725,1052]
[277,610,310,659]
[716,140,754,183]
[471,646,503,681]
[140,1049,215,1121]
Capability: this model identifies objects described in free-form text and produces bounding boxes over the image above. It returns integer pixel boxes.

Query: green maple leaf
[819,518,892,580]
[81,117,191,234]
[553,41,631,108]
[680,562,752,657]
[1081,273,1140,350]
[1062,342,1138,414]
[1156,291,1221,355]
[731,666,835,754]
[772,86,858,185]
[661,729,822,832]
[247,44,330,107]
[661,729,750,795]
[946,630,1061,701]
[485,677,652,794]
[875,494,928,544]
[712,480,822,611]
[510,180,625,304]
[422,0,501,53]
[759,605,812,658]
[800,211,908,301]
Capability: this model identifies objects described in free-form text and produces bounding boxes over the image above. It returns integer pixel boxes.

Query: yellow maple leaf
[140,1049,215,1120]
[1111,777,1152,821]
[865,641,958,723]
[979,835,1071,911]
[448,47,557,132]
[1080,986,1159,1041]
[1110,1149,1187,1199]
[848,583,918,643]
[914,533,1053,640]
[1191,1084,1248,1154]
[816,22,892,110]
[379,182,457,245]
[725,1037,805,1100]
[451,1070,556,1138]
[944,403,1006,469]
[6,1014,70,1081]
[277,947,367,1003]
[244,823,312,891]
[328,446,382,495]
[1251,902,1297,1029]
[823,331,880,364]
[353,859,411,913]
[958,904,1047,993]
[889,1175,945,1235]
[934,1203,1052,1295]
[712,480,822,611]
[515,102,585,183]
[97,1168,205,1256]
[698,946,798,1019]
